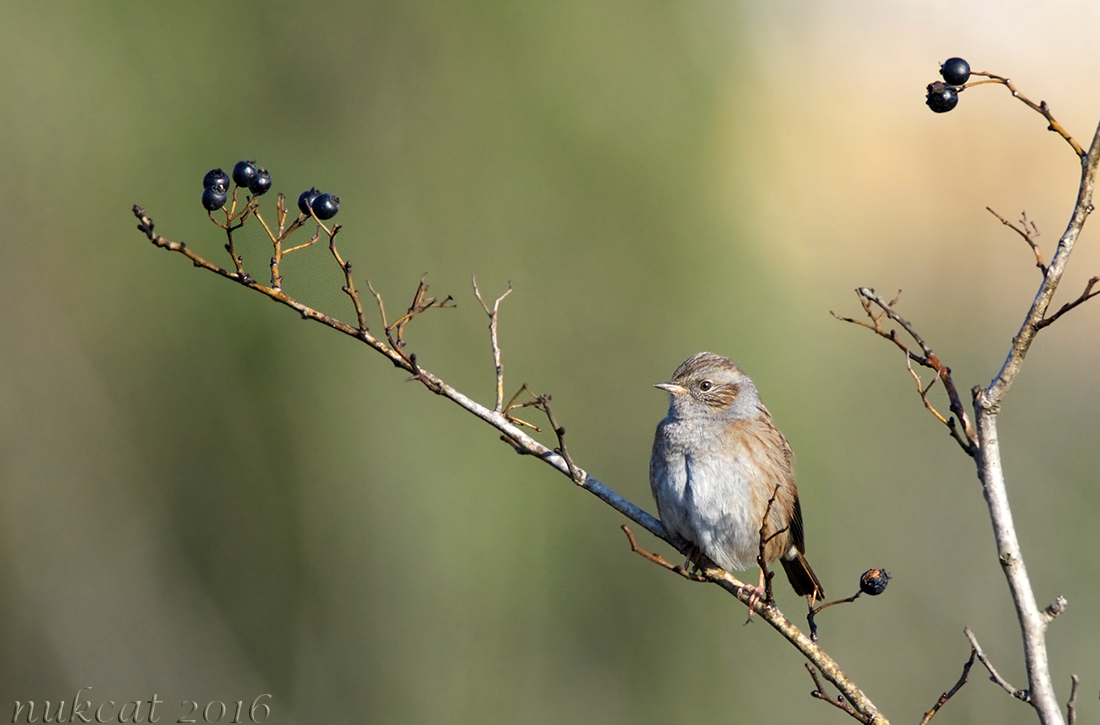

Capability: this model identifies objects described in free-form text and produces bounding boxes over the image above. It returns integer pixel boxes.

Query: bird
[649,351,824,604]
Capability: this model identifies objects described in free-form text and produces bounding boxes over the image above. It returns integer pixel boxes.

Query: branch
[1065,675,1079,725]
[918,645,977,725]
[964,627,1029,702]
[625,530,888,724]
[982,117,1100,404]
[472,277,513,413]
[806,664,872,724]
[965,72,1084,157]
[970,117,1100,725]
[832,289,977,454]
[1035,276,1100,330]
[133,202,890,725]
[987,207,1047,275]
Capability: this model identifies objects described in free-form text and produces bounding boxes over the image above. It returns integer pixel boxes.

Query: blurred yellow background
[2,2,1098,723]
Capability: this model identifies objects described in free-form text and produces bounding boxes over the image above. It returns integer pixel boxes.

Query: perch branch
[134,201,890,725]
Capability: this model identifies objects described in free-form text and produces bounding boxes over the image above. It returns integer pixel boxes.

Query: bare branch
[134,202,892,725]
[1036,276,1100,330]
[329,230,370,334]
[987,207,1047,275]
[964,627,1029,702]
[919,646,977,725]
[965,72,1084,157]
[1066,674,1079,725]
[806,664,872,724]
[833,289,977,453]
[472,277,514,412]
[970,118,1100,725]
[621,525,708,582]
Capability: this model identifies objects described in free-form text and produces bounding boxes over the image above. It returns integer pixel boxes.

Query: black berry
[297,188,320,215]
[859,569,890,596]
[940,57,971,86]
[202,184,228,212]
[311,193,339,220]
[203,168,230,189]
[248,167,272,196]
[926,81,959,113]
[232,160,258,188]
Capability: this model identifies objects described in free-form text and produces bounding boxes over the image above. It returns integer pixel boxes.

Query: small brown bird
[649,352,824,603]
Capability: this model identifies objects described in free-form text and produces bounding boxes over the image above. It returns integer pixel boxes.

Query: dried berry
[859,568,890,596]
[926,81,959,113]
[940,57,971,86]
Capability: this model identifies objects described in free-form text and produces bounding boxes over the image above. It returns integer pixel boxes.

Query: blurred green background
[2,1,1099,723]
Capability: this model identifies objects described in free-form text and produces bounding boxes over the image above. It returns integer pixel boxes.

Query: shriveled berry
[203,168,230,189]
[311,193,339,220]
[249,167,272,196]
[297,188,320,215]
[232,160,258,188]
[940,57,971,86]
[202,184,228,212]
[859,569,890,596]
[926,81,959,113]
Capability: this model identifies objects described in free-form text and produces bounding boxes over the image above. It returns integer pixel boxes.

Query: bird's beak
[654,382,688,395]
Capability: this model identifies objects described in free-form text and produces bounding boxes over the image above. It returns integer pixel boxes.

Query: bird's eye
[698,380,713,391]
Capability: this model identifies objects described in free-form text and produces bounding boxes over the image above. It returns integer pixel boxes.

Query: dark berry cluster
[200,161,339,221]
[200,160,273,211]
[925,57,970,113]
[297,187,340,220]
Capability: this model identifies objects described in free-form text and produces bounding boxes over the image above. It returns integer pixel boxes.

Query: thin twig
[987,207,1047,275]
[965,72,1084,157]
[833,289,976,454]
[1065,674,1079,725]
[328,228,369,334]
[621,526,708,582]
[806,664,871,724]
[964,627,1029,702]
[756,484,785,604]
[1035,276,1100,330]
[386,275,455,351]
[919,647,977,725]
[807,589,864,641]
[472,277,514,412]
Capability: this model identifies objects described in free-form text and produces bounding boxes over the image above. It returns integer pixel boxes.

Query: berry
[202,184,228,212]
[940,57,971,86]
[231,160,258,188]
[203,168,230,189]
[311,193,339,220]
[248,167,272,196]
[859,569,890,596]
[925,81,959,113]
[297,188,320,215]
